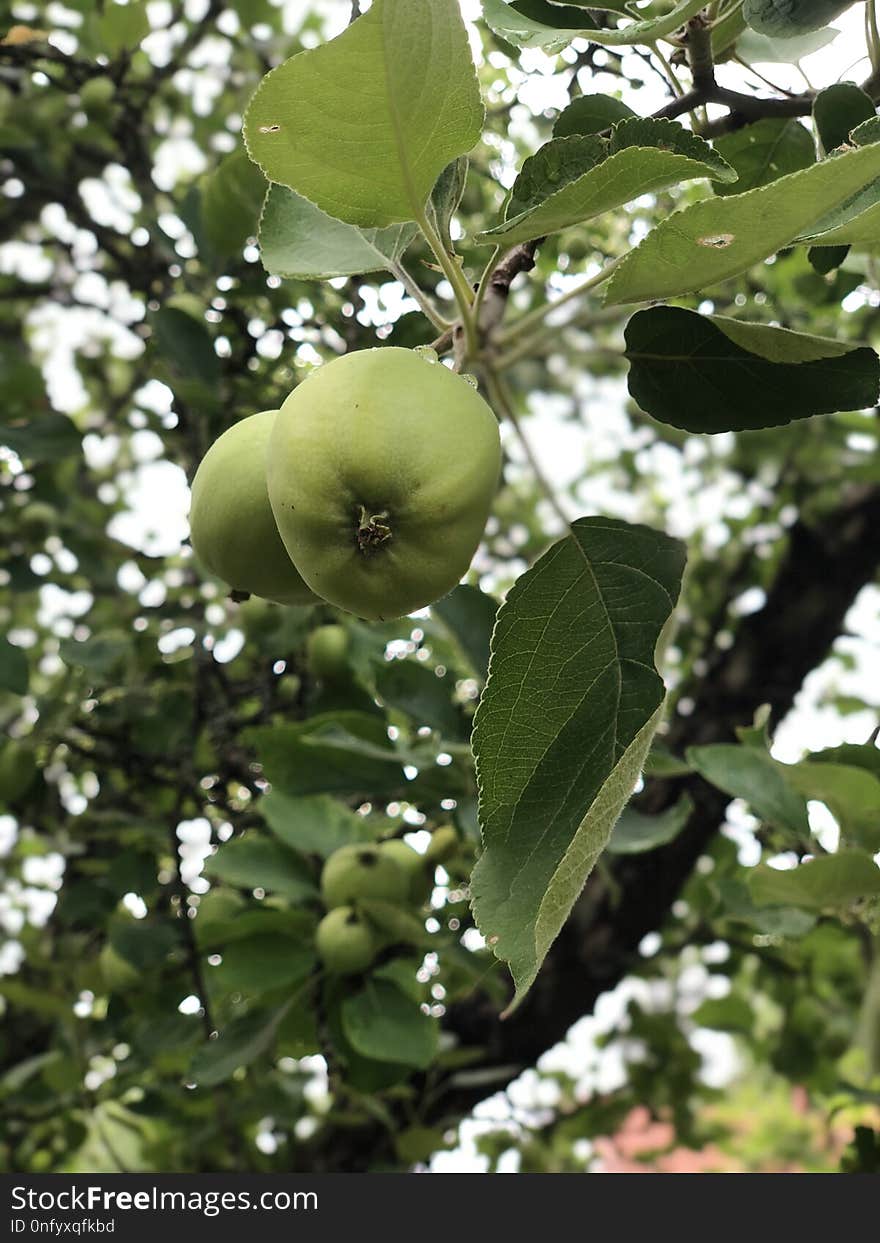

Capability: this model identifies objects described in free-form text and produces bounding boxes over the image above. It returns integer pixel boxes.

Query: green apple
[378,838,433,905]
[267,348,501,620]
[189,409,317,607]
[321,843,409,910]
[315,906,379,975]
[306,624,350,680]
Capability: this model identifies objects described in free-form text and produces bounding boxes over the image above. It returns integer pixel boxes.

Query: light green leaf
[203,835,317,900]
[737,26,838,62]
[782,761,880,851]
[471,517,686,1010]
[606,794,693,854]
[687,743,810,833]
[748,851,880,910]
[478,120,735,247]
[624,306,879,433]
[258,185,417,280]
[244,0,484,228]
[341,979,437,1068]
[606,140,880,304]
[480,0,708,50]
[712,118,815,197]
[95,0,149,54]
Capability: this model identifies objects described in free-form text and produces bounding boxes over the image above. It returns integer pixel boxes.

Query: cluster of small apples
[188,348,502,623]
[314,828,458,975]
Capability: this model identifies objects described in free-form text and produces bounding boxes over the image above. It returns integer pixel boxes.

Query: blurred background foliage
[1,0,879,1173]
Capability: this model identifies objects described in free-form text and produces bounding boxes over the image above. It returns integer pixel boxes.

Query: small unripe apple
[425,824,459,864]
[321,843,409,910]
[306,624,350,681]
[378,838,433,905]
[315,906,379,975]
[189,409,317,606]
[267,348,501,620]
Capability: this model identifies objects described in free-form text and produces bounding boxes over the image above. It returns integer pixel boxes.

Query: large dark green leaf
[341,979,437,1068]
[712,118,815,197]
[813,83,875,154]
[471,517,685,1009]
[625,307,879,433]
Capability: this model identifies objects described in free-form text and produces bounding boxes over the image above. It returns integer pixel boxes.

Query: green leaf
[744,0,861,38]
[244,0,483,228]
[429,157,469,244]
[201,148,266,258]
[781,761,880,851]
[553,93,636,138]
[813,83,875,154]
[95,0,149,54]
[810,743,880,779]
[59,632,129,675]
[506,134,609,220]
[715,877,818,937]
[712,118,815,197]
[190,1002,292,1087]
[624,306,879,433]
[375,659,467,740]
[431,584,498,681]
[258,185,417,280]
[606,140,880,304]
[0,637,28,695]
[737,26,839,62]
[359,898,432,948]
[1,416,81,462]
[471,517,686,1010]
[691,994,755,1033]
[109,920,178,971]
[480,0,708,50]
[247,713,405,798]
[260,791,364,858]
[209,935,315,996]
[748,851,880,910]
[687,742,810,833]
[151,307,219,385]
[606,794,693,855]
[478,120,735,247]
[203,835,317,900]
[341,980,437,1068]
